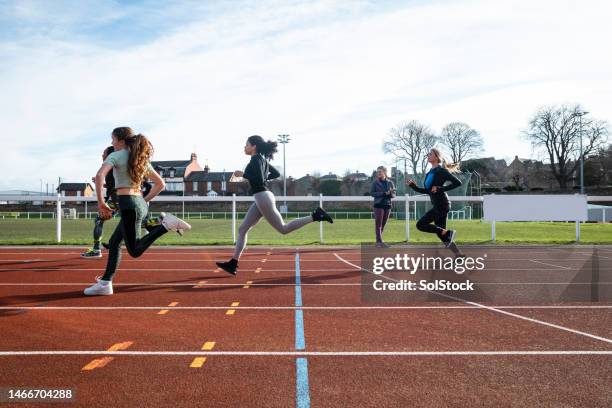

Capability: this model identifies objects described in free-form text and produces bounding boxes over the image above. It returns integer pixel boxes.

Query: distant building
[295,174,318,196]
[151,153,202,195]
[344,171,370,182]
[184,166,247,196]
[57,183,94,198]
[320,173,342,182]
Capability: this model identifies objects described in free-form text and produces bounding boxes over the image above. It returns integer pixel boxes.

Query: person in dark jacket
[370,166,395,247]
[407,148,462,248]
[216,135,333,275]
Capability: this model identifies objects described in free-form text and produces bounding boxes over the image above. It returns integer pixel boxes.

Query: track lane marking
[6,350,610,357]
[334,253,612,345]
[82,341,133,371]
[2,305,611,310]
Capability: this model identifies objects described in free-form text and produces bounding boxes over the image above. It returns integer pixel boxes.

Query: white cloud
[0,0,610,190]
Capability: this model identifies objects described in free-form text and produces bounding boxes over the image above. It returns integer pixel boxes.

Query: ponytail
[247,135,278,160]
[443,161,461,173]
[430,147,460,173]
[126,134,154,186]
[112,127,154,185]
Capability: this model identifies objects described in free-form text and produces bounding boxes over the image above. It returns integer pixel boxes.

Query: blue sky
[0,0,611,191]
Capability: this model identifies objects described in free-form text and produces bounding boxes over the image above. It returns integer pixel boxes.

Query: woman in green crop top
[84,127,192,296]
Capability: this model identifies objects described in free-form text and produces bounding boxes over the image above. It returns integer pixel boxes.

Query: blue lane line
[295,252,305,350]
[295,252,310,408]
[296,358,311,408]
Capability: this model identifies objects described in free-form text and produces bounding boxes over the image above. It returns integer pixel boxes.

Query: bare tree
[524,104,609,190]
[383,120,438,177]
[439,122,483,163]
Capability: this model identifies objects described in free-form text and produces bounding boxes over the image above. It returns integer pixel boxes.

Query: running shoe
[444,230,456,247]
[83,276,113,296]
[216,259,238,276]
[81,249,102,259]
[312,207,333,223]
[161,213,191,234]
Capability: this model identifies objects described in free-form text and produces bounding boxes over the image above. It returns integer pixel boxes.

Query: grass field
[0,218,610,245]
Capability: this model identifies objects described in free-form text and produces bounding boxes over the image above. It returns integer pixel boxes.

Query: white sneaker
[161,213,191,234]
[84,276,113,296]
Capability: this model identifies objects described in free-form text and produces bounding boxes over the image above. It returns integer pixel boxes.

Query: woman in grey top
[370,166,395,247]
[84,127,191,296]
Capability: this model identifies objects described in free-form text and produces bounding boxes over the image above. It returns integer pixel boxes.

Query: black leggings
[416,206,449,242]
[102,195,167,281]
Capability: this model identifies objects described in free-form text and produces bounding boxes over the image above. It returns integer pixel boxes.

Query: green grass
[0,218,610,245]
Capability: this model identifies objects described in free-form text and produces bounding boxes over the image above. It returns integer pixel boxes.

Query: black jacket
[243,154,281,195]
[409,166,462,209]
[370,179,395,208]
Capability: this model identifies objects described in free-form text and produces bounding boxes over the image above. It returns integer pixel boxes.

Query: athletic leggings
[416,205,449,242]
[102,195,167,281]
[233,191,313,259]
[373,207,391,243]
[92,200,155,249]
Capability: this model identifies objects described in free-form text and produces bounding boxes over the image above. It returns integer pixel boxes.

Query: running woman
[406,148,463,254]
[216,135,333,275]
[84,127,191,296]
[81,146,162,259]
[370,166,395,248]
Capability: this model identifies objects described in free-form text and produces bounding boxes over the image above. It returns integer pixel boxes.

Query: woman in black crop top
[216,135,333,275]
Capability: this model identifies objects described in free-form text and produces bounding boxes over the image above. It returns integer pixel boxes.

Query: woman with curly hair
[84,127,191,296]
[216,135,333,275]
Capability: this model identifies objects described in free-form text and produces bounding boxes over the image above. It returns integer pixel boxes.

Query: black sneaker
[444,230,456,247]
[81,249,102,259]
[216,259,238,276]
[102,242,109,250]
[312,207,333,224]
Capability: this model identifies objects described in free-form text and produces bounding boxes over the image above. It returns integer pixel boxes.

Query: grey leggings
[233,191,313,259]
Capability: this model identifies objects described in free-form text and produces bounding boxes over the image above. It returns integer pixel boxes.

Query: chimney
[191,153,197,162]
[203,165,210,174]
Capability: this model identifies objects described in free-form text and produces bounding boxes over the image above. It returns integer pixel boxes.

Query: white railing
[0,194,610,243]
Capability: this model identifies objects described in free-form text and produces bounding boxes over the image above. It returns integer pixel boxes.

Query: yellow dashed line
[190,357,207,368]
[266,251,271,256]
[262,259,267,263]
[193,280,207,288]
[243,281,253,289]
[158,302,178,315]
[201,341,216,350]
[225,302,240,315]
[107,341,133,351]
[214,268,221,273]
[255,267,262,274]
[82,342,133,371]
[82,357,114,371]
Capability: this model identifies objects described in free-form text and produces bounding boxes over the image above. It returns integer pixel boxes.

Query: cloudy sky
[1,0,610,191]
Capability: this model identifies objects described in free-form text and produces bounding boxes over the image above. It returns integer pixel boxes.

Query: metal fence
[0,194,610,243]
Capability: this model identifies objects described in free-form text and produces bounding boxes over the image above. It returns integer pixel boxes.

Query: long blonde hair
[430,148,460,173]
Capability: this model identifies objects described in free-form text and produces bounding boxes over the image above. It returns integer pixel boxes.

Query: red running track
[0,246,611,407]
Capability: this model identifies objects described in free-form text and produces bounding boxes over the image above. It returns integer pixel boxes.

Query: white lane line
[1,268,601,272]
[0,282,610,287]
[334,254,612,345]
[528,259,573,270]
[0,350,610,356]
[1,306,610,310]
